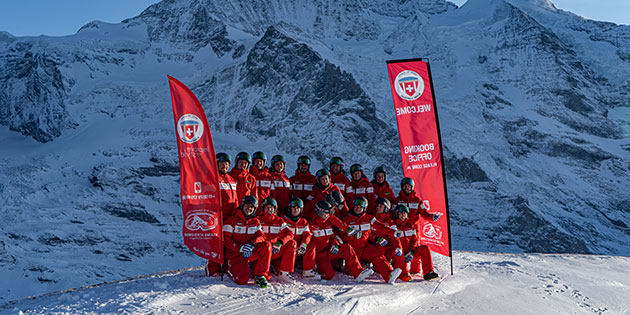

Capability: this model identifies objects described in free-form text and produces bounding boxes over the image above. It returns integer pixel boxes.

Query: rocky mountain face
[0,0,629,302]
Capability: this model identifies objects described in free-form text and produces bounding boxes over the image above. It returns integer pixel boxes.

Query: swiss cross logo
[177,114,204,143]
[394,70,424,101]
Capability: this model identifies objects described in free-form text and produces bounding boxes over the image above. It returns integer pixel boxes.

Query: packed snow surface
[3,251,629,314]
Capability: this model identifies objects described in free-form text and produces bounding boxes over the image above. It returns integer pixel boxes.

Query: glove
[405,251,415,263]
[240,243,254,258]
[272,241,283,254]
[297,242,308,255]
[330,244,340,255]
[335,235,344,244]
[432,213,441,222]
[394,230,404,238]
[394,247,403,257]
[375,237,388,247]
[346,226,358,237]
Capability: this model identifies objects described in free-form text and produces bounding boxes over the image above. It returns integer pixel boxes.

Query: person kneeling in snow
[283,198,322,280]
[223,195,273,288]
[258,197,297,284]
[393,205,439,281]
[342,196,402,284]
[309,200,374,282]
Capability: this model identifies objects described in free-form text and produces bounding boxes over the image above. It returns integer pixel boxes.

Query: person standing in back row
[371,166,395,202]
[230,152,258,203]
[289,155,317,200]
[347,164,376,214]
[329,157,352,201]
[269,155,292,211]
[250,151,273,202]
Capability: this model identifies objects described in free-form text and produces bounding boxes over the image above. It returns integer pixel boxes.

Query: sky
[0,0,628,37]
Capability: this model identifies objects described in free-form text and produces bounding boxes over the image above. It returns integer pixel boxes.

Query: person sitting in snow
[393,205,439,281]
[282,198,322,280]
[258,197,297,284]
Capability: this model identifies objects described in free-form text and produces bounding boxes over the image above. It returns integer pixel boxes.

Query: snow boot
[423,271,439,281]
[303,269,322,280]
[388,268,402,284]
[355,268,374,283]
[278,271,296,284]
[255,275,270,288]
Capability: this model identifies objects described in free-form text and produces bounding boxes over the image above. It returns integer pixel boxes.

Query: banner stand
[386,58,453,275]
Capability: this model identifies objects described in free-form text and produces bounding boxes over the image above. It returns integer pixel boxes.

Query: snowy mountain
[3,251,630,314]
[1,0,629,303]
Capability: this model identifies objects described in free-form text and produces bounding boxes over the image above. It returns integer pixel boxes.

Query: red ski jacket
[394,218,421,252]
[308,215,341,253]
[218,172,238,219]
[289,170,316,200]
[250,166,273,201]
[341,213,393,254]
[270,170,292,211]
[229,168,258,202]
[330,170,352,200]
[223,211,266,259]
[347,177,376,214]
[259,212,293,245]
[371,180,395,203]
[394,190,422,222]
[283,216,312,245]
[370,212,401,247]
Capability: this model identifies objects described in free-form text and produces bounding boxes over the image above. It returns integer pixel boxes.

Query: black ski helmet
[216,152,232,164]
[314,200,334,218]
[271,155,286,167]
[315,169,331,184]
[351,196,368,217]
[401,177,415,190]
[239,195,258,219]
[375,197,391,212]
[262,197,278,213]
[373,166,386,178]
[330,156,344,167]
[285,198,304,222]
[236,152,252,165]
[252,151,267,162]
[297,155,311,165]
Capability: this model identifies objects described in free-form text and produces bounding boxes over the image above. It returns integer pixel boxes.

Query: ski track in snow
[3,252,629,315]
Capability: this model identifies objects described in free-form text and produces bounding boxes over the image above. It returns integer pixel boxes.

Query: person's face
[218,161,230,174]
[253,158,265,170]
[375,203,385,214]
[352,204,364,215]
[242,203,255,216]
[375,173,385,184]
[319,212,330,220]
[402,184,413,195]
[274,161,285,173]
[290,206,302,217]
[237,159,249,170]
[319,175,331,186]
[298,163,309,173]
[352,171,362,181]
[398,211,409,221]
[330,164,341,174]
[264,204,276,215]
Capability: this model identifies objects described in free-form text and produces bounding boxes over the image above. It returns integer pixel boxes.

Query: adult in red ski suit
[329,156,352,201]
[309,201,373,282]
[283,198,321,280]
[205,153,239,278]
[341,197,401,283]
[258,197,297,283]
[393,205,438,280]
[289,155,316,200]
[249,151,273,203]
[217,153,239,220]
[305,169,350,219]
[347,164,376,214]
[269,155,292,211]
[371,166,395,202]
[393,177,423,223]
[229,152,258,202]
[223,196,272,287]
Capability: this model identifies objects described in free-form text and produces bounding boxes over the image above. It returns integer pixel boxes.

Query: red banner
[168,75,223,264]
[386,59,452,257]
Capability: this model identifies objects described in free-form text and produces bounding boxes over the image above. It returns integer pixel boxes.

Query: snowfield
[4,251,629,314]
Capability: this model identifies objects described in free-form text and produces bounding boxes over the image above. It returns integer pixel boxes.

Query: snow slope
[3,251,629,314]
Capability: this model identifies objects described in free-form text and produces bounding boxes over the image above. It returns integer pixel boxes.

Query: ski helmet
[216,152,231,164]
[252,151,267,162]
[297,155,311,165]
[314,200,334,217]
[401,177,415,189]
[239,195,258,219]
[375,197,391,212]
[236,152,252,164]
[352,196,368,216]
[315,169,331,181]
[285,198,304,222]
[326,190,345,208]
[373,166,386,176]
[395,204,410,213]
[329,156,344,166]
[350,164,362,173]
[262,197,277,213]
[271,154,286,165]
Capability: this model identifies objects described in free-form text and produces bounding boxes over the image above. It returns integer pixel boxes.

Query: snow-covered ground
[3,251,629,314]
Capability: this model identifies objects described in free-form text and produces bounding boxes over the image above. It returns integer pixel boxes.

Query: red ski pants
[297,242,317,271]
[388,244,433,276]
[315,243,363,280]
[271,239,297,273]
[227,242,272,285]
[356,244,393,282]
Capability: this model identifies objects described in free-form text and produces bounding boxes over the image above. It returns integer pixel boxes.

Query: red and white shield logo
[177,114,204,144]
[400,79,419,97]
[394,70,424,101]
[184,124,197,140]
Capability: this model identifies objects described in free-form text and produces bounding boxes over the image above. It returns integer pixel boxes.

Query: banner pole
[425,60,454,275]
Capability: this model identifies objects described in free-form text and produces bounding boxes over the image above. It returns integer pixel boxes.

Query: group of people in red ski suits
[208,151,440,288]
